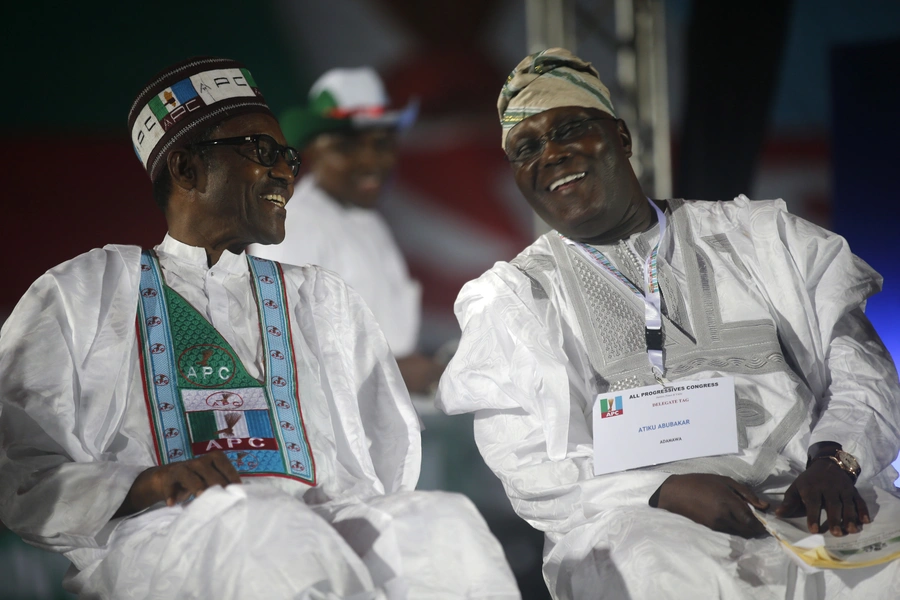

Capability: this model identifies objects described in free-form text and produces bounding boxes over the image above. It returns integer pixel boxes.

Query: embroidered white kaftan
[437,196,900,599]
[249,175,421,358]
[0,235,518,599]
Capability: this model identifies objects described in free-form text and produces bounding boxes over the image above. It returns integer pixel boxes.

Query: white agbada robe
[437,197,900,599]
[249,175,421,358]
[0,235,519,599]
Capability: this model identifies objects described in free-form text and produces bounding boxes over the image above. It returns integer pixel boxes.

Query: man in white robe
[249,67,444,395]
[436,48,900,599]
[0,56,518,600]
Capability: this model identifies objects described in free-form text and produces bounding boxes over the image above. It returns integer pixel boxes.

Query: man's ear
[168,148,204,191]
[616,119,634,159]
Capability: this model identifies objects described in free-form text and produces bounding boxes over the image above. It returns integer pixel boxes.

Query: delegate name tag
[592,376,738,475]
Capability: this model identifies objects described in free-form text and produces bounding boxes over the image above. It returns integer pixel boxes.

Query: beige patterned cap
[498,48,616,150]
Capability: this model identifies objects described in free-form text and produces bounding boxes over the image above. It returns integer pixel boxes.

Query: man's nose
[270,152,296,184]
[540,138,570,166]
[356,141,382,168]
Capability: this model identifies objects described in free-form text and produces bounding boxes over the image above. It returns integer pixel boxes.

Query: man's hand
[654,473,770,538]
[114,451,241,518]
[396,353,445,395]
[775,458,869,536]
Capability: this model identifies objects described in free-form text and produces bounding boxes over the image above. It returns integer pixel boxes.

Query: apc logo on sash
[600,396,624,418]
[178,344,236,388]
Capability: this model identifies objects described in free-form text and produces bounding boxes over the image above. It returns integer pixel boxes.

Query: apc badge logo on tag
[600,395,624,418]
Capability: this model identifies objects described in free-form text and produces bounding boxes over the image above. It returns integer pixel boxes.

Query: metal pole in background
[615,0,672,200]
[525,0,577,54]
[525,0,671,237]
[639,0,672,199]
[526,0,576,236]
[615,0,641,182]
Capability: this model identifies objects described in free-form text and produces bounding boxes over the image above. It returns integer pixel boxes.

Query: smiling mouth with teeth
[548,172,586,192]
[263,194,286,208]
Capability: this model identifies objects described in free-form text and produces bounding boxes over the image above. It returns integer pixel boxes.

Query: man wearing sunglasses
[0,57,518,599]
[437,48,900,598]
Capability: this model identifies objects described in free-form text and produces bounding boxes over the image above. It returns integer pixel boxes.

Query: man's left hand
[776,459,870,536]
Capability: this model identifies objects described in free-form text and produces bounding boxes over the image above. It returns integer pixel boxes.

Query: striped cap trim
[128,57,273,181]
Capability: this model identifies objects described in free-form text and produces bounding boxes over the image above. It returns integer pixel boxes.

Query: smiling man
[437,48,900,599]
[249,67,445,395]
[0,57,518,599]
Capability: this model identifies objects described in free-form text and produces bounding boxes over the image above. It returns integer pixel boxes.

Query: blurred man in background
[438,48,900,599]
[0,56,519,599]
[250,68,445,395]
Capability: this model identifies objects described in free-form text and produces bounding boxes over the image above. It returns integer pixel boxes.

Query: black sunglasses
[193,134,301,177]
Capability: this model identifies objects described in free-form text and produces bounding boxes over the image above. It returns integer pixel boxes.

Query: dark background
[1,1,898,598]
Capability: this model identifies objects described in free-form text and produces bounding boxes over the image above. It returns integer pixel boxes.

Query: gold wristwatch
[812,449,861,483]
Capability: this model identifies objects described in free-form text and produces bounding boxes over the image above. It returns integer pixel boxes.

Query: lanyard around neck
[563,199,669,382]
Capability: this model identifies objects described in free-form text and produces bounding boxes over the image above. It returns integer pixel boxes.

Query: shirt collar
[156,233,249,276]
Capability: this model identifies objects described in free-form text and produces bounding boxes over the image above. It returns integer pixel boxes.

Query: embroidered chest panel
[546,210,789,392]
[136,251,316,485]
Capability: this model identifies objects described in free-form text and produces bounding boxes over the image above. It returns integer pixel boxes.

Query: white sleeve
[0,247,147,553]
[812,306,900,482]
[437,267,670,538]
[298,267,422,494]
[752,204,900,483]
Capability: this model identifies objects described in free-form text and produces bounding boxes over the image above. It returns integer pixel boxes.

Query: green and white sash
[136,250,316,485]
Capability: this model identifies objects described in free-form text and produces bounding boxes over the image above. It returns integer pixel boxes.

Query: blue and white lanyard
[563,199,669,382]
